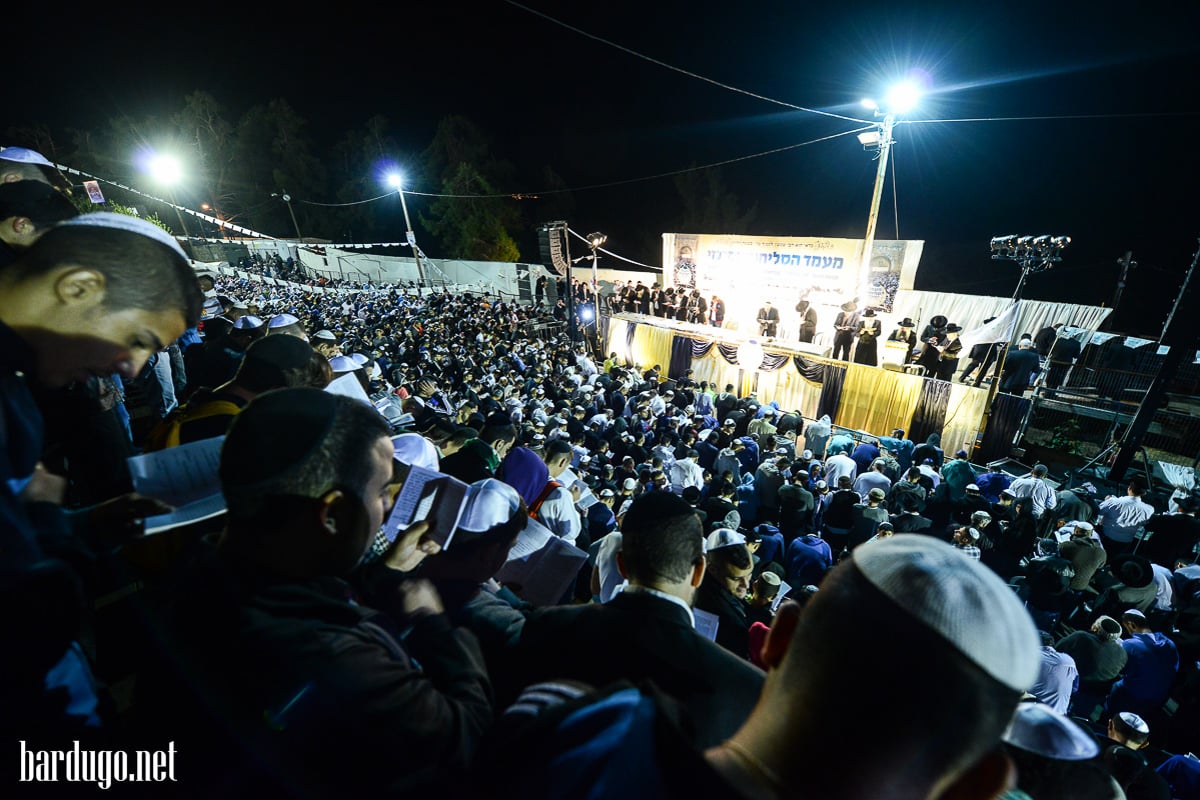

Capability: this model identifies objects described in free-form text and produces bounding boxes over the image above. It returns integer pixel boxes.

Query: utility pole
[1109,241,1199,483]
[1105,251,1136,328]
[859,111,896,300]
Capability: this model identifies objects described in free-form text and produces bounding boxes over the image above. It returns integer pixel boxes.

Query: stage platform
[606,313,993,460]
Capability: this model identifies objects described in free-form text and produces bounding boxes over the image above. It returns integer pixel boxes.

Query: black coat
[1000,348,1042,393]
[503,590,763,748]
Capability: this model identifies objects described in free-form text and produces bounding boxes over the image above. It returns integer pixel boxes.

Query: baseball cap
[853,535,1041,692]
[705,528,747,553]
[57,211,188,262]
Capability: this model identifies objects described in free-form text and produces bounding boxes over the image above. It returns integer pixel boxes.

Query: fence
[1014,344,1200,469]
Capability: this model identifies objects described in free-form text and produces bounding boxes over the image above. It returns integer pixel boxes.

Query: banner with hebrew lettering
[662,233,923,330]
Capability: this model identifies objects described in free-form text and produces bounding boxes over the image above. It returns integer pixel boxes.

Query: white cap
[349,353,370,366]
[328,355,360,373]
[56,211,189,262]
[705,528,747,553]
[1001,703,1100,760]
[853,535,1041,692]
[312,329,337,341]
[622,477,638,491]
[391,433,440,472]
[802,449,814,460]
[458,478,523,533]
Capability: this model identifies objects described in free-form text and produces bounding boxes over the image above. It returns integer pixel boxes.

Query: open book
[556,467,598,509]
[495,518,589,606]
[382,462,469,550]
[127,436,226,534]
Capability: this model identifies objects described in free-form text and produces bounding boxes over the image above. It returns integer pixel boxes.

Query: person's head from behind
[0,180,78,252]
[619,492,704,598]
[0,146,72,194]
[542,439,573,478]
[218,388,393,577]
[233,334,329,394]
[1091,615,1123,641]
[480,412,518,458]
[745,535,1040,798]
[1108,711,1150,750]
[1033,463,1049,478]
[837,475,853,491]
[0,212,203,387]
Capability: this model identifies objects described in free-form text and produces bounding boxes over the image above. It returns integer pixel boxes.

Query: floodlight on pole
[148,153,191,239]
[387,173,426,285]
[270,191,303,241]
[856,81,921,304]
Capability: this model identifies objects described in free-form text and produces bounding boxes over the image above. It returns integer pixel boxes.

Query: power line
[503,1,870,124]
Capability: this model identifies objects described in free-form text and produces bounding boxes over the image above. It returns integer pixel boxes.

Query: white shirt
[537,485,582,545]
[1009,475,1058,518]
[593,532,625,604]
[1152,563,1175,611]
[669,458,705,494]
[618,583,695,628]
[1097,493,1155,543]
[823,453,858,487]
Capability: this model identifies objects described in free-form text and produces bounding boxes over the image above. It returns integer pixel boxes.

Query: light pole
[586,232,607,354]
[386,174,426,286]
[147,154,191,239]
[857,81,919,303]
[271,191,303,241]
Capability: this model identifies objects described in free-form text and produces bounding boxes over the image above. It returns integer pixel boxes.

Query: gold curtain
[630,324,674,372]
[836,364,924,436]
[756,362,824,418]
[943,383,992,457]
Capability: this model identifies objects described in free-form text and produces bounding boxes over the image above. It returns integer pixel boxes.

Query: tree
[673,166,757,234]
[420,116,523,260]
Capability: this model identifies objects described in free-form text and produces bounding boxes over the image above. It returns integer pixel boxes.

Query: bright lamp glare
[386,173,403,189]
[149,154,183,185]
[581,308,594,321]
[884,81,920,113]
[861,98,878,110]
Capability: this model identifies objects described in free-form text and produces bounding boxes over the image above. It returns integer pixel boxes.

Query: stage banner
[662,232,923,332]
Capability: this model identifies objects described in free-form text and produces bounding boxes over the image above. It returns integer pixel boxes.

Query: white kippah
[1001,703,1100,760]
[459,478,522,533]
[391,433,440,472]
[56,211,188,262]
[853,534,1041,692]
[328,355,359,373]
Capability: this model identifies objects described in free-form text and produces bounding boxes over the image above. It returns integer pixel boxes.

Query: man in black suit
[501,491,764,748]
[757,300,780,337]
[832,301,859,361]
[999,338,1041,395]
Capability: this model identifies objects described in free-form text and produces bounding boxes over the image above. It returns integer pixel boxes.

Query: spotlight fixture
[989,233,1070,273]
[586,232,608,249]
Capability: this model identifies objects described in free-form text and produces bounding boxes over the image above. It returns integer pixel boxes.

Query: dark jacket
[693,575,753,661]
[140,544,493,799]
[501,589,763,748]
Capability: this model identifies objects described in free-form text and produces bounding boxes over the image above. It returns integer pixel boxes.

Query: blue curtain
[793,355,825,382]
[691,339,715,359]
[908,377,953,446]
[669,335,693,379]
[977,393,1031,464]
[817,363,846,421]
[716,343,739,364]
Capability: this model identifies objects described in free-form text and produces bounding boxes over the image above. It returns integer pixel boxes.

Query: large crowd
[4,144,1200,799]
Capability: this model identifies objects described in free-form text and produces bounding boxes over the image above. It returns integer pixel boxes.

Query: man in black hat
[888,317,917,363]
[794,295,818,343]
[832,300,859,361]
[852,308,881,366]
[923,323,964,381]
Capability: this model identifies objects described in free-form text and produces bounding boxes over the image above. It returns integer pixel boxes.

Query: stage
[606,312,993,459]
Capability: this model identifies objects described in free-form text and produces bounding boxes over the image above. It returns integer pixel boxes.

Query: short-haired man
[1097,480,1156,558]
[0,212,203,734]
[140,389,492,795]
[695,529,756,660]
[999,337,1041,394]
[505,492,764,748]
[1009,463,1058,520]
[441,410,517,484]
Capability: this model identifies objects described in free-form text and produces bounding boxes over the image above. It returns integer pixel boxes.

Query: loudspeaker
[537,221,570,276]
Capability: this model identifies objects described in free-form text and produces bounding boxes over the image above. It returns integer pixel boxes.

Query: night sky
[6,1,1198,337]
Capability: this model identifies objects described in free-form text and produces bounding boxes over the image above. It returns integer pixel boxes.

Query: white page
[693,608,720,641]
[558,466,598,509]
[324,373,373,406]
[771,581,793,613]
[127,436,225,534]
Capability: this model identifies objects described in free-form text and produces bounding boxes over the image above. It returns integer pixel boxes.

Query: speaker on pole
[538,220,570,276]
